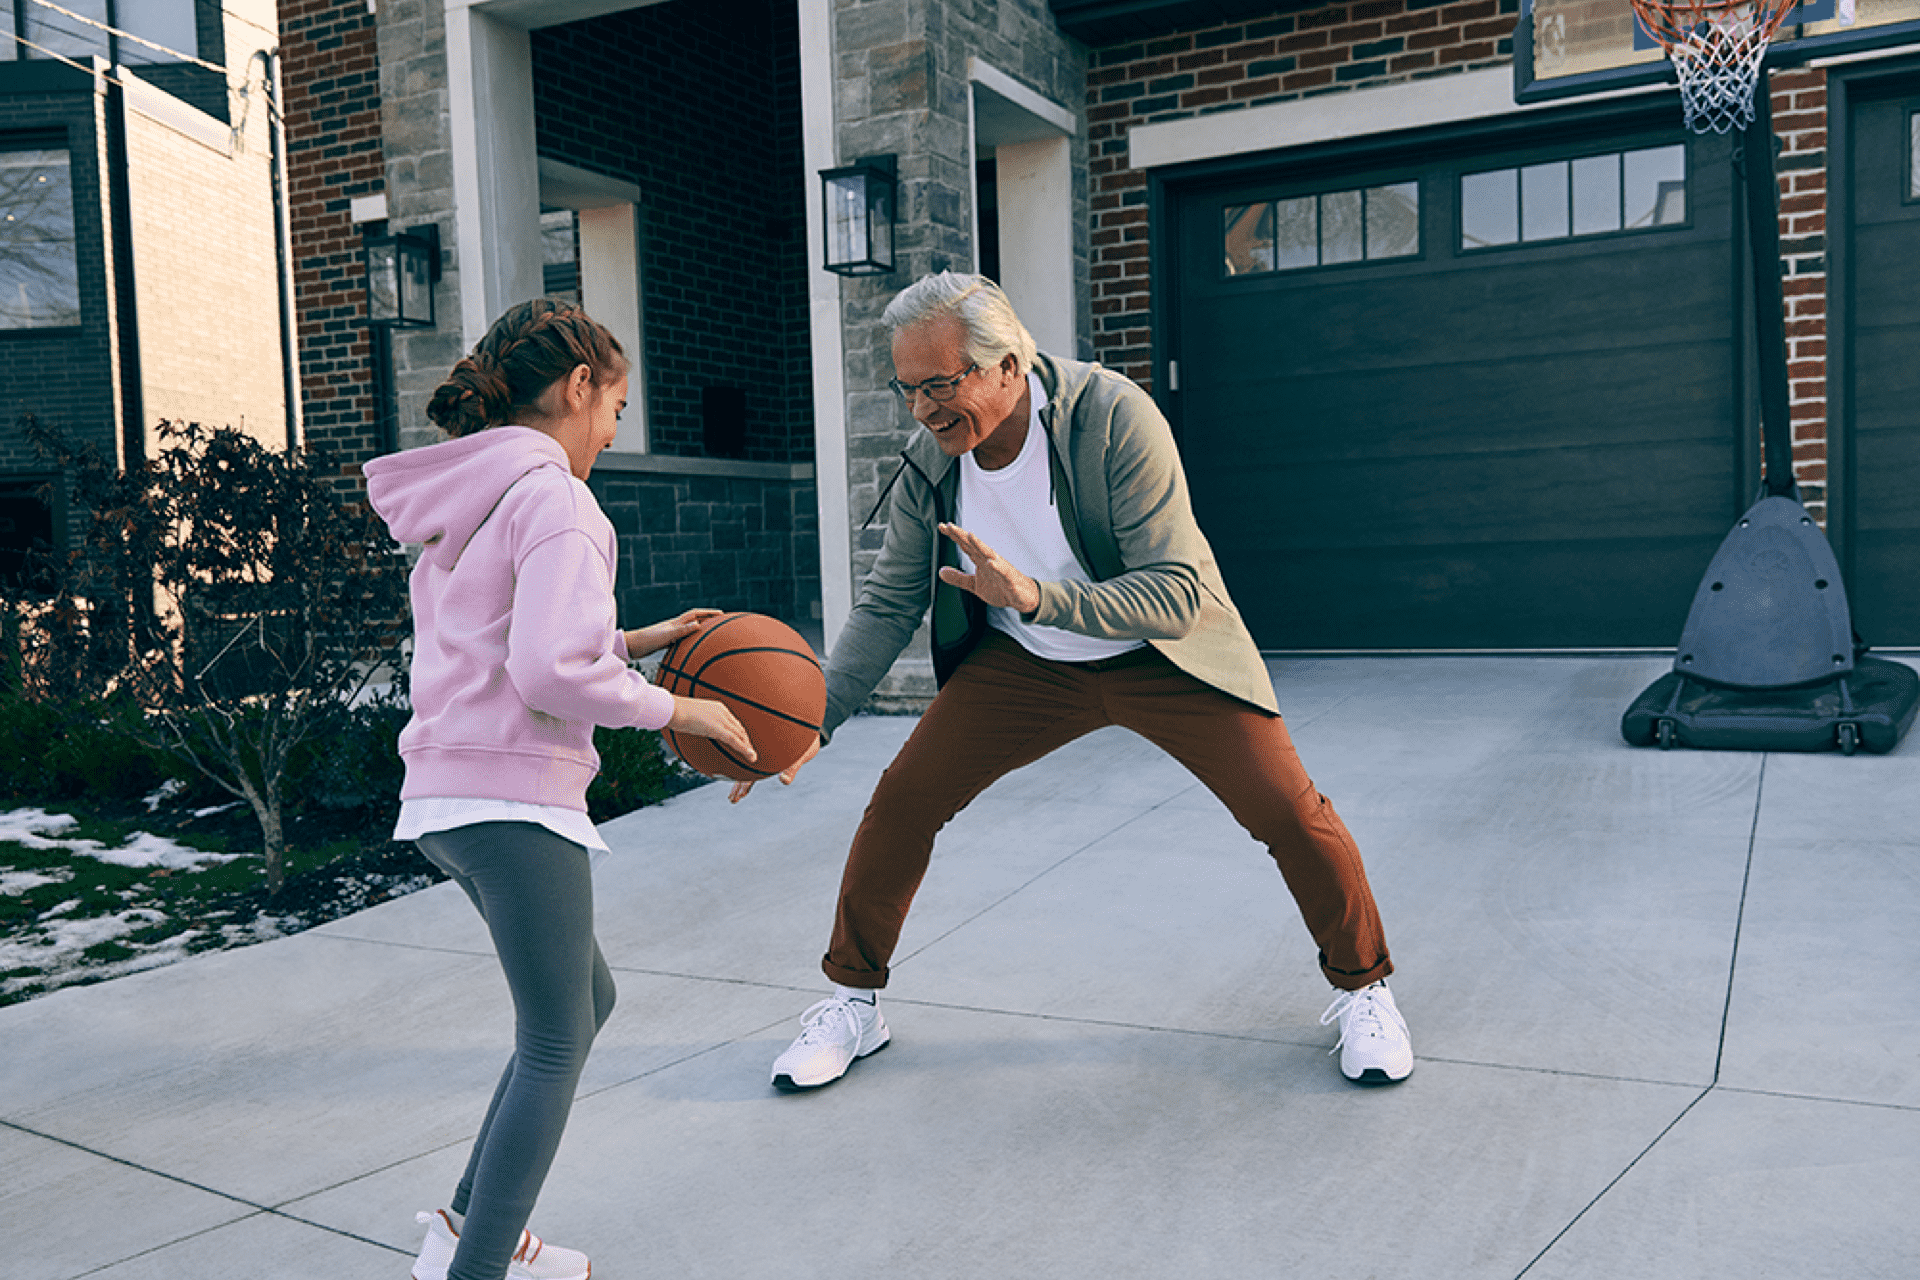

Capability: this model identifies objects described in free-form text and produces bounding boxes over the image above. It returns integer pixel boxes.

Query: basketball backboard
[1515,0,1920,102]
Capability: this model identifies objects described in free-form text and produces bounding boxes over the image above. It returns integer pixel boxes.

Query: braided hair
[426,299,629,438]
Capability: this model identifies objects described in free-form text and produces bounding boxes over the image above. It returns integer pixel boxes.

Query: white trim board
[1128,67,1665,170]
[968,58,1078,136]
[799,0,852,645]
[538,158,641,208]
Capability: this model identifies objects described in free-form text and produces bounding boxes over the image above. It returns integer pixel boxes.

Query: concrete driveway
[5,655,1916,1279]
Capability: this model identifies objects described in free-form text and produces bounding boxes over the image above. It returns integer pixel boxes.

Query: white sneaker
[1320,980,1414,1084]
[770,989,890,1091]
[412,1209,591,1280]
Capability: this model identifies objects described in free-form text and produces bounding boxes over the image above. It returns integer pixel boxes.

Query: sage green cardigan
[821,352,1278,738]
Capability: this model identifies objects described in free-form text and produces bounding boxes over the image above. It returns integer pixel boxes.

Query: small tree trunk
[234,773,287,896]
[259,800,287,897]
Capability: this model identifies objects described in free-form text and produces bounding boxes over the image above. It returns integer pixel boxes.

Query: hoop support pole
[1739,71,1798,499]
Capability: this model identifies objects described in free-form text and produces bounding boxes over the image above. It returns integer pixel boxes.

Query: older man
[738,272,1412,1089]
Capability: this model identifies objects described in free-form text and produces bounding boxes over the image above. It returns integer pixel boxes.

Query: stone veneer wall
[830,0,1090,589]
[371,0,464,458]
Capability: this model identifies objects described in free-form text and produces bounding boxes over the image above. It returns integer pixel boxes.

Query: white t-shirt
[956,373,1145,664]
[394,797,610,854]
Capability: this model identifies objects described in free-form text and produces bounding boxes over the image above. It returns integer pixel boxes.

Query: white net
[1630,0,1800,133]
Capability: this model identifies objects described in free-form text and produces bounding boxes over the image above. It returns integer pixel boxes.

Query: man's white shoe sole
[771,1030,891,1092]
[1342,1058,1413,1085]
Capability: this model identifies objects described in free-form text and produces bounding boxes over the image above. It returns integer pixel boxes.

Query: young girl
[364,299,752,1280]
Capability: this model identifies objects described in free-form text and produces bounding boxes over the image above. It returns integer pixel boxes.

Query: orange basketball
[655,612,826,783]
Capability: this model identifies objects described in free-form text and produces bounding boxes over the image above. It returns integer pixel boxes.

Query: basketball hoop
[1629,0,1800,134]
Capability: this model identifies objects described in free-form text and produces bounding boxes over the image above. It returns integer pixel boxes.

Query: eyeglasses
[889,364,980,404]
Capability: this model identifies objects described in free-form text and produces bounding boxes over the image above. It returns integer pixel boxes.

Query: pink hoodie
[363,427,675,811]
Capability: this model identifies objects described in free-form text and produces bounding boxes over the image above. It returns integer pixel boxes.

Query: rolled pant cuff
[822,955,887,990]
[1322,952,1393,992]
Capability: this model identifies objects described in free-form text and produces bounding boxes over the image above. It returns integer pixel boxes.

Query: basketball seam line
[654,670,823,734]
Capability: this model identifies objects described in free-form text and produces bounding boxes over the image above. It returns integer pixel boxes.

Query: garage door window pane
[1225,183,1420,276]
[0,149,81,330]
[1366,182,1420,258]
[1273,195,1318,270]
[1462,169,1519,248]
[1223,203,1274,275]
[1571,154,1622,235]
[1624,145,1687,228]
[1522,161,1571,241]
[1321,189,1364,263]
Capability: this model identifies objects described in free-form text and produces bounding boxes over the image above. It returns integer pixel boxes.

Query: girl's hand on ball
[670,696,756,762]
[626,608,724,658]
[729,733,821,804]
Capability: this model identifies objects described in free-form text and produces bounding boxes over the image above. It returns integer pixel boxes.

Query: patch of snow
[142,779,185,812]
[219,914,299,946]
[0,808,239,871]
[0,868,72,896]
[0,925,202,1000]
[0,906,168,974]
[192,802,244,819]
[40,898,81,917]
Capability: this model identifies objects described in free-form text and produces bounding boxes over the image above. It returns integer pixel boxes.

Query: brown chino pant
[822,630,1393,992]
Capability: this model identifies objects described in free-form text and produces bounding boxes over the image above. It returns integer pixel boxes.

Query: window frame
[1220,176,1424,281]
[0,135,83,336]
[1457,141,1694,256]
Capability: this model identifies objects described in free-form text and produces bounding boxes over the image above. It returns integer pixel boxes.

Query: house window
[6,0,197,63]
[20,0,108,60]
[1223,181,1420,277]
[1462,144,1688,250]
[0,147,81,330]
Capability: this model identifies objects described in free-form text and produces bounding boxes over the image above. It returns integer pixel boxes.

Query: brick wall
[279,0,384,472]
[531,0,812,465]
[1770,68,1828,521]
[596,467,820,629]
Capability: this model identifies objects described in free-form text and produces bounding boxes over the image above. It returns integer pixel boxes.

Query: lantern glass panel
[366,239,399,323]
[827,171,870,269]
[863,172,894,271]
[399,238,433,326]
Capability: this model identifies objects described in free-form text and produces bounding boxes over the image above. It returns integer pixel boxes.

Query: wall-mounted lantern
[363,223,440,328]
[820,155,897,276]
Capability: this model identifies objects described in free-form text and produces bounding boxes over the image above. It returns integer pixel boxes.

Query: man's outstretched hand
[728,733,822,804]
[936,522,1040,614]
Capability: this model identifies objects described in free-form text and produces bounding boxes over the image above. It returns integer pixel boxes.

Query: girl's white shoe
[411,1208,591,1280]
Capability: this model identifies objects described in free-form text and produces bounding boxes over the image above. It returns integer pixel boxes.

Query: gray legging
[417,822,615,1280]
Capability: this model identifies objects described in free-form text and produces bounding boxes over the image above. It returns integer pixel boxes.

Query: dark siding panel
[1845,85,1920,645]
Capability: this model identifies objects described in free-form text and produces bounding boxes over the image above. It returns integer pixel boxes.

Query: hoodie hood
[363,427,570,568]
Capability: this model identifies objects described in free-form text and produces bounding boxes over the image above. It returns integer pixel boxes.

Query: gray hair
[881,272,1037,376]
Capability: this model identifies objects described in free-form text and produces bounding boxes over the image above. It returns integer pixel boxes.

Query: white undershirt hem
[394,797,609,854]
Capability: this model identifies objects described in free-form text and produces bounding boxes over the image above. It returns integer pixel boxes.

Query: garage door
[1842,76,1920,646]
[1170,116,1743,649]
